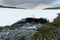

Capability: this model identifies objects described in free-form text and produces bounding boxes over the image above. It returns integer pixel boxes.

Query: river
[0,23,42,40]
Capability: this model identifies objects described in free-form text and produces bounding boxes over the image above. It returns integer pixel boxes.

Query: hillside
[0,13,60,40]
[0,17,48,40]
[29,13,60,40]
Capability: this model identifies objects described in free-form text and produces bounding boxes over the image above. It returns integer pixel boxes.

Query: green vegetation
[29,13,60,40]
[0,24,22,30]
[0,20,25,30]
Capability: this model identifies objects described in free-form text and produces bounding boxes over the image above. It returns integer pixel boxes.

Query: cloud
[0,0,58,9]
[1,0,55,5]
[32,4,53,9]
[50,0,60,7]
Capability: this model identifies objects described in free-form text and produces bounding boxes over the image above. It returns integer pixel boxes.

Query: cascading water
[0,23,42,40]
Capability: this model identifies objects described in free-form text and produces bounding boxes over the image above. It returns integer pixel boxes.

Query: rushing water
[0,23,42,40]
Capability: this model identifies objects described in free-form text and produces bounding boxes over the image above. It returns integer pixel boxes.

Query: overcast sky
[0,0,60,9]
[0,8,60,26]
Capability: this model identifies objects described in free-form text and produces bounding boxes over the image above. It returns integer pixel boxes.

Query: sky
[0,8,60,26]
[0,0,60,9]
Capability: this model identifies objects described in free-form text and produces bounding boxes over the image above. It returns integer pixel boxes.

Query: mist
[0,8,60,26]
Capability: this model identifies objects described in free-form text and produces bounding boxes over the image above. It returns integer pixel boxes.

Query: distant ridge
[44,7,60,10]
[0,5,27,9]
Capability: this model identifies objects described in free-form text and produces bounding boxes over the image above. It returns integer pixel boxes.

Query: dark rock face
[25,18,48,24]
[39,18,49,24]
[15,36,25,40]
[25,18,38,23]
[12,18,49,26]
